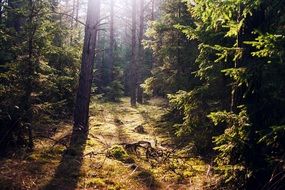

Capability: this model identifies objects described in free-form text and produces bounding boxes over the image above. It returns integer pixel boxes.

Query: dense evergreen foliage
[144,0,285,189]
[0,0,81,154]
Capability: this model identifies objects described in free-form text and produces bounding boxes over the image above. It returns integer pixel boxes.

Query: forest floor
[0,98,218,190]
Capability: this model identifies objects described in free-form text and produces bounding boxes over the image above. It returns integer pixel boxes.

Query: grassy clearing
[0,97,218,190]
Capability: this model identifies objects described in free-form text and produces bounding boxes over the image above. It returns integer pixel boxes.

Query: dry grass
[0,97,219,190]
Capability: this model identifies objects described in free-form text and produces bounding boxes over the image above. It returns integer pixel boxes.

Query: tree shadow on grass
[43,128,88,190]
[133,169,160,190]
[139,110,156,124]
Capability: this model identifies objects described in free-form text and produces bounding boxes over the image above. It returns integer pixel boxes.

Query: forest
[0,0,284,189]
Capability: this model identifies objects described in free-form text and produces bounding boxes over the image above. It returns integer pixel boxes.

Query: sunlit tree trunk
[137,0,144,104]
[70,0,76,43]
[70,0,80,43]
[75,0,79,28]
[149,0,155,70]
[130,0,137,106]
[151,0,155,20]
[107,0,114,86]
[74,0,101,130]
[74,0,80,40]
[94,29,105,93]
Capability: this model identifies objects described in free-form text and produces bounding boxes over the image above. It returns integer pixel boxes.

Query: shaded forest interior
[0,0,285,190]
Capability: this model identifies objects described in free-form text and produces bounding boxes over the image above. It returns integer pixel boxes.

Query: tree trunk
[149,0,155,70]
[137,0,144,104]
[107,0,114,85]
[151,0,155,20]
[70,0,80,43]
[74,0,101,130]
[130,0,137,106]
[7,0,24,32]
[94,30,104,93]
[0,0,3,23]
[21,0,37,150]
[231,4,244,113]
[75,0,79,28]
[70,0,76,43]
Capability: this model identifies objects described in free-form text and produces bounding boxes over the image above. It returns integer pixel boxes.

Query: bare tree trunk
[231,4,243,113]
[21,0,37,150]
[0,0,3,23]
[107,0,114,85]
[137,0,144,104]
[75,0,79,28]
[7,0,24,32]
[130,0,137,106]
[70,0,76,43]
[70,0,80,43]
[149,0,155,70]
[151,0,155,20]
[94,29,105,93]
[74,0,101,130]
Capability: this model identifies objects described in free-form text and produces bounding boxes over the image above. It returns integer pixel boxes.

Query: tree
[143,0,199,96]
[0,0,3,23]
[136,0,144,104]
[107,0,114,85]
[0,0,81,154]
[73,0,101,130]
[130,0,137,106]
[172,0,285,188]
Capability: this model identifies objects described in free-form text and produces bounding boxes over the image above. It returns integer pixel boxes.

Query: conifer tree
[74,0,101,130]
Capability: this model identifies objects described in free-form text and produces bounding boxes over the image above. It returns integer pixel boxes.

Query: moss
[107,184,123,190]
[26,146,64,163]
[133,170,160,188]
[123,157,135,164]
[26,153,40,161]
[87,138,97,146]
[85,178,106,188]
[107,146,129,161]
[105,179,123,190]
[183,171,194,178]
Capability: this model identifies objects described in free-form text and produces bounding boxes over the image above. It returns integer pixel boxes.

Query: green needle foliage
[144,0,285,189]
[0,0,81,154]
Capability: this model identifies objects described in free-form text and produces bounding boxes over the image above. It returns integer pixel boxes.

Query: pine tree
[130,0,137,106]
[74,0,101,130]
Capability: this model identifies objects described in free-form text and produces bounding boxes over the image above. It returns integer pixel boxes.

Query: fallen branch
[35,135,69,148]
[84,147,109,158]
[84,151,106,158]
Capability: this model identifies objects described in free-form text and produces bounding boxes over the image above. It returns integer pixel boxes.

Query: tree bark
[149,0,155,70]
[151,0,155,20]
[70,0,76,43]
[137,0,144,104]
[74,0,101,130]
[130,0,137,106]
[0,0,3,23]
[70,0,80,43]
[20,0,37,150]
[107,0,114,85]
[75,0,79,27]
[7,0,24,32]
[231,4,244,113]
